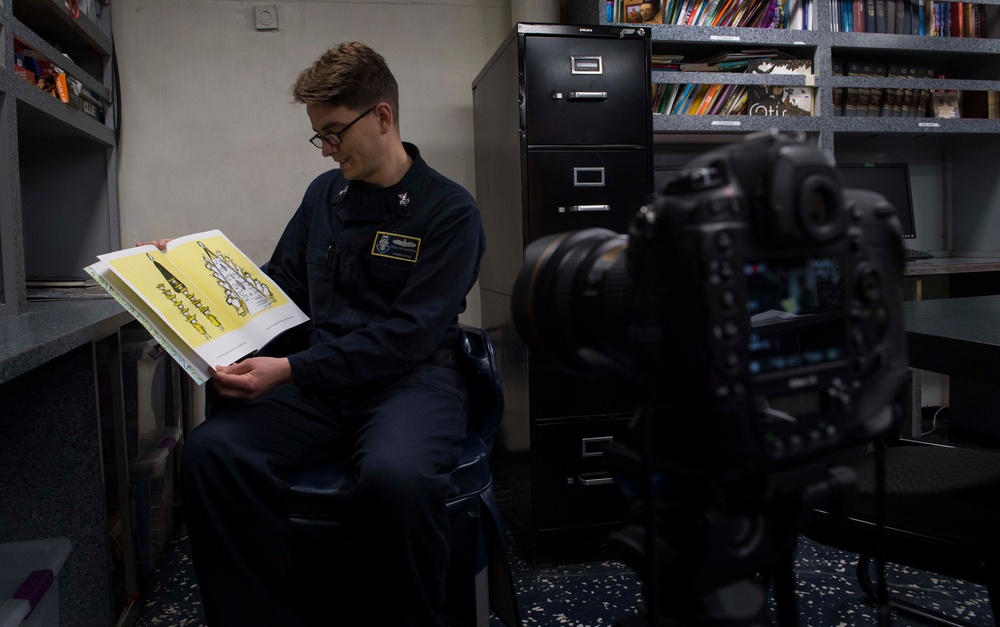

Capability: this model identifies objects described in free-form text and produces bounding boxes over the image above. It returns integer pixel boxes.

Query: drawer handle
[577,473,615,487]
[559,205,611,213]
[582,435,614,457]
[567,91,609,101]
[573,167,605,187]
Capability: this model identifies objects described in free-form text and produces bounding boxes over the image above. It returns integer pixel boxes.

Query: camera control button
[715,230,733,251]
[720,290,737,311]
[723,350,741,372]
[722,319,739,337]
[719,260,735,279]
[706,198,729,215]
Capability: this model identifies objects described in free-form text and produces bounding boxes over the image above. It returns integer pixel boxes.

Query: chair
[803,437,1000,626]
[283,325,522,627]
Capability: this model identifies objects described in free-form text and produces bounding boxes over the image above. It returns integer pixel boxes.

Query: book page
[94,230,309,374]
[86,262,213,383]
[98,244,238,349]
[163,230,309,366]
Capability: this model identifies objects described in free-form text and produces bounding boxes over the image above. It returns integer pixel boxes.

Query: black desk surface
[903,295,1000,383]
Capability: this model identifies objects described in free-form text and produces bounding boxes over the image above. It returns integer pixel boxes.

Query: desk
[904,295,1000,384]
[904,257,1000,300]
[0,300,133,626]
[904,295,1000,440]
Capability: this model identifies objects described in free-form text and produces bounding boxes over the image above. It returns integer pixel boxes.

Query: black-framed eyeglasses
[309,106,376,149]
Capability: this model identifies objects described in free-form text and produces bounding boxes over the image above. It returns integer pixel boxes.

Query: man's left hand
[211,356,294,400]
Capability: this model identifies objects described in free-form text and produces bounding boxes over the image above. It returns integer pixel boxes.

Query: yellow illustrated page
[103,246,241,349]
[165,230,295,326]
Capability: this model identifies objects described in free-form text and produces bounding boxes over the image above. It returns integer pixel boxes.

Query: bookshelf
[572,0,1000,262]
[0,3,145,627]
[0,0,119,316]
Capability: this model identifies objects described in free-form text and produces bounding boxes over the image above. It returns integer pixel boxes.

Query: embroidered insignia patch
[371,231,421,263]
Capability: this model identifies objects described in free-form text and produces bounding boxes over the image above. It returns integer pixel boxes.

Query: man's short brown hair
[292,42,400,126]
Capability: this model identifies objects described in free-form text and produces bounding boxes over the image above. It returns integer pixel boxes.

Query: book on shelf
[746,59,813,117]
[932,85,960,118]
[853,0,866,32]
[915,66,934,117]
[869,63,887,116]
[846,61,861,117]
[875,0,887,33]
[85,230,310,384]
[623,0,665,23]
[885,64,904,117]
[832,61,845,116]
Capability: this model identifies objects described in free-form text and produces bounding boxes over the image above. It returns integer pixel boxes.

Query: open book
[85,230,309,384]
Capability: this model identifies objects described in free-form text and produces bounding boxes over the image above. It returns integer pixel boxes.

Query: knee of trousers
[350,463,450,524]
[180,417,250,490]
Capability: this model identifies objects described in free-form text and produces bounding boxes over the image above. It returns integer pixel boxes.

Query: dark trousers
[180,362,468,626]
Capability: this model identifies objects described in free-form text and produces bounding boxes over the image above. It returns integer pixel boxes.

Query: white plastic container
[131,428,182,574]
[0,537,72,627]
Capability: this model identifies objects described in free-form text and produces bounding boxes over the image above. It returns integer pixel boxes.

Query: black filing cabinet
[472,23,652,565]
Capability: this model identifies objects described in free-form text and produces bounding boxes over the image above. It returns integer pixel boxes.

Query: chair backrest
[456,324,504,453]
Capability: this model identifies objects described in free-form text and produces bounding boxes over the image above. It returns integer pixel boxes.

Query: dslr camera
[511,131,910,625]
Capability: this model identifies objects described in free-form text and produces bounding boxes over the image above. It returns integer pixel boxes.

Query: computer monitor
[835,163,917,239]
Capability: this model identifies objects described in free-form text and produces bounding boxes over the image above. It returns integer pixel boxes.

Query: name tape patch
[371,231,421,263]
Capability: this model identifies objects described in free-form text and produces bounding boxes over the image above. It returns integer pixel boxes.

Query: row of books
[653,82,749,114]
[653,58,815,115]
[12,38,105,122]
[611,0,814,29]
[652,49,796,72]
[832,0,1000,37]
[832,61,935,117]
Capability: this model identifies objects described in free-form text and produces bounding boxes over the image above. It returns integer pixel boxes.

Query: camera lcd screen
[744,257,845,375]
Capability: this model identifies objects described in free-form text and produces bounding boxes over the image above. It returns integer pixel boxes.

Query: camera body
[513,132,909,485]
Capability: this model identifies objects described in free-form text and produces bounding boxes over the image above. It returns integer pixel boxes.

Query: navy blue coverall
[180,143,485,626]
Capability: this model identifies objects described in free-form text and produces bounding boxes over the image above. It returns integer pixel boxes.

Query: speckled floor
[134,520,992,626]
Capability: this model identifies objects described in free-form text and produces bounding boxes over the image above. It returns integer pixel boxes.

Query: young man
[180,42,485,626]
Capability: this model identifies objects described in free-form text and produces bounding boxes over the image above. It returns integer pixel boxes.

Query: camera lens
[511,228,632,373]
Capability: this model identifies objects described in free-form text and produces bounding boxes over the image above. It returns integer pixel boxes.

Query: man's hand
[136,239,173,251]
[211,356,294,400]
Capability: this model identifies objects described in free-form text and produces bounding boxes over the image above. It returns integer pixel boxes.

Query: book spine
[832,60,845,116]
[916,67,934,117]
[866,63,884,116]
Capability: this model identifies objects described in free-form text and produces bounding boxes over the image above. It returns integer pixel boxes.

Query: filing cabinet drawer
[529,354,640,420]
[524,35,649,146]
[533,416,631,530]
[527,149,649,239]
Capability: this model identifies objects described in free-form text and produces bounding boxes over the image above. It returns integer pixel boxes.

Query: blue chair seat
[286,429,491,517]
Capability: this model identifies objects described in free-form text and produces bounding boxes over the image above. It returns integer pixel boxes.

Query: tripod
[606,404,862,627]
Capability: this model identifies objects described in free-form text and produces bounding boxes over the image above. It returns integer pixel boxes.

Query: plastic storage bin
[120,326,168,460]
[131,428,182,574]
[0,537,72,627]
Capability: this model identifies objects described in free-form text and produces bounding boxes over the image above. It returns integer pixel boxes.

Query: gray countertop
[0,299,131,385]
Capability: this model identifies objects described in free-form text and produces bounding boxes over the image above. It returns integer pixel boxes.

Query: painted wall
[111,0,518,327]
